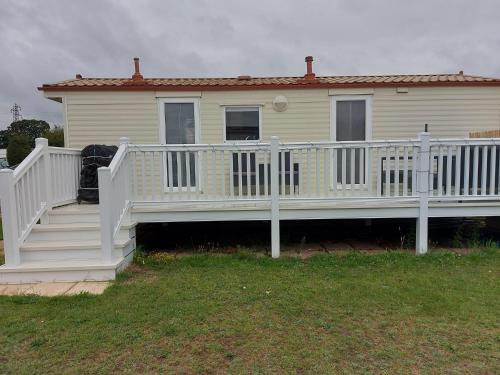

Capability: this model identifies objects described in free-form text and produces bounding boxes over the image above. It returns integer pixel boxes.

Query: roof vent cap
[75,74,82,79]
[237,75,251,80]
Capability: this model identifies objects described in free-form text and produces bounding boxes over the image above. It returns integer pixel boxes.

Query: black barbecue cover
[77,144,118,203]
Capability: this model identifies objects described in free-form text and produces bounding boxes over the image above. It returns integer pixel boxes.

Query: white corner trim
[63,96,69,147]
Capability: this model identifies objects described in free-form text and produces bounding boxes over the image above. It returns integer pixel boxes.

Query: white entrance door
[159,98,200,190]
[331,95,372,185]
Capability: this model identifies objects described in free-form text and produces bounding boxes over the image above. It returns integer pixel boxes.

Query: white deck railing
[0,139,82,266]
[126,139,423,202]
[428,139,500,199]
[104,134,500,205]
[49,147,82,206]
[98,138,132,262]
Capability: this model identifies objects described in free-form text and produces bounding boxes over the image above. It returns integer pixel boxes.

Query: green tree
[7,119,50,147]
[0,129,10,148]
[44,127,64,147]
[7,135,31,166]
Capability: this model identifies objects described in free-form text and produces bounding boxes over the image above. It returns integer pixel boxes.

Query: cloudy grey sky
[1,0,500,129]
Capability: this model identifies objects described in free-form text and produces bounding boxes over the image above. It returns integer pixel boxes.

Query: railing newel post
[416,131,430,255]
[270,136,280,258]
[98,167,114,263]
[36,138,52,224]
[0,169,20,266]
[119,137,131,221]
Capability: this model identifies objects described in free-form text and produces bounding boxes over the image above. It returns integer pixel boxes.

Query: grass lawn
[0,250,499,374]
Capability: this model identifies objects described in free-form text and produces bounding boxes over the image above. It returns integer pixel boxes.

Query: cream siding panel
[60,86,500,150]
[372,87,500,139]
[65,91,159,148]
[199,89,331,143]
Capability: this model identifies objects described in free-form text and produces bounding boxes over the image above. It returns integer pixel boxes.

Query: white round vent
[272,95,288,112]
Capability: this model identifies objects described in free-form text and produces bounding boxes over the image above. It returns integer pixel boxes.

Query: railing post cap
[119,137,130,145]
[35,138,48,147]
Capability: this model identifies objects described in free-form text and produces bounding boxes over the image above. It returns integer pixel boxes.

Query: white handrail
[12,146,43,182]
[0,138,82,266]
[98,137,131,262]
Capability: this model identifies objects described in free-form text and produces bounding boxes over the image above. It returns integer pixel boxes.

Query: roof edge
[38,80,500,92]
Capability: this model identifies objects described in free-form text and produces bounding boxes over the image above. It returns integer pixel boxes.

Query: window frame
[222,105,262,143]
[158,97,201,145]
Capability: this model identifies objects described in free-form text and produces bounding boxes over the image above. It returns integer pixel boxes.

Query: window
[164,103,196,144]
[225,106,260,141]
[335,100,366,142]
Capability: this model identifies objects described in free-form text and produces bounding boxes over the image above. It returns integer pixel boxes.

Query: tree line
[1,119,64,166]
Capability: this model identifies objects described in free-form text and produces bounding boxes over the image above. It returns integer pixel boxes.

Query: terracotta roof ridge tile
[39,72,500,91]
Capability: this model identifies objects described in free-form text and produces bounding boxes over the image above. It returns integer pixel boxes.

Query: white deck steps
[0,203,137,284]
[29,222,135,242]
[0,258,129,283]
[20,239,133,262]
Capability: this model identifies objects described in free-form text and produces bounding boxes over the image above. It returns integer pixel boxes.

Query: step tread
[0,258,123,272]
[50,206,100,215]
[21,239,131,251]
[32,222,136,232]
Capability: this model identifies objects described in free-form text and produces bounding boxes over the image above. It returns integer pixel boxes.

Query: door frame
[158,97,201,193]
[330,95,373,189]
[158,97,201,145]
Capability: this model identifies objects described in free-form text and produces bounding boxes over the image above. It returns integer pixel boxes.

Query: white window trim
[222,105,262,143]
[330,95,373,189]
[157,97,201,193]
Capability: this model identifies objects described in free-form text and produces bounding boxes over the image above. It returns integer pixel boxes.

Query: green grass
[1,250,499,374]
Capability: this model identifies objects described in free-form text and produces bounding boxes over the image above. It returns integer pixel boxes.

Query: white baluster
[472,146,479,195]
[446,146,452,196]
[464,146,470,195]
[394,146,399,196]
[490,145,496,195]
[481,146,488,195]
[455,146,461,196]
[403,146,408,196]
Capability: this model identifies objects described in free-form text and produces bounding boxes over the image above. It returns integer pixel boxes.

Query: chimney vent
[132,57,144,81]
[303,56,316,80]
